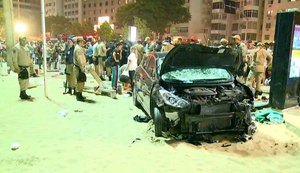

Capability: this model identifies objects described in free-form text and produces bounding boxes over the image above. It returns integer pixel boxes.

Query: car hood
[160,44,242,76]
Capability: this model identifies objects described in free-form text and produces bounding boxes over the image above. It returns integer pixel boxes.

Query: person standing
[218,38,229,48]
[112,43,123,90]
[93,38,102,77]
[161,37,174,52]
[73,38,87,101]
[53,34,66,71]
[131,39,144,65]
[98,39,107,80]
[246,42,272,98]
[125,46,138,93]
[12,36,32,100]
[86,42,94,64]
[233,35,248,83]
[144,37,155,54]
[65,38,76,95]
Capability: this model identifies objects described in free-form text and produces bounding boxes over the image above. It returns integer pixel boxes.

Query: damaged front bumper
[162,102,254,135]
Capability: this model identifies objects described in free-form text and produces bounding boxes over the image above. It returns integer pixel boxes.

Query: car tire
[133,84,141,108]
[153,107,163,137]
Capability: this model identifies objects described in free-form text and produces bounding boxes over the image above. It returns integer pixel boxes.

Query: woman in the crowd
[111,42,123,90]
[125,46,138,93]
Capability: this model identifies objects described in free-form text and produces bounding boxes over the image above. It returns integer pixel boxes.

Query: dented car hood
[160,44,242,76]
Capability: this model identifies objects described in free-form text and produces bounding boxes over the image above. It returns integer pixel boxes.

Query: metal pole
[244,19,248,43]
[17,0,20,19]
[41,0,48,97]
[3,0,15,71]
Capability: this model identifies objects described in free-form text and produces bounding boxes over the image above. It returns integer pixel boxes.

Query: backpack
[104,54,115,67]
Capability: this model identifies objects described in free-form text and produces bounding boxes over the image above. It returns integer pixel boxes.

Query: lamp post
[3,0,15,71]
[41,0,48,97]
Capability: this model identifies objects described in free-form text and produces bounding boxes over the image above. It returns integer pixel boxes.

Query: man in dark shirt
[65,38,76,95]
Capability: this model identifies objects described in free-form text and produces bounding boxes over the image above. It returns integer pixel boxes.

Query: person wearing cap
[73,38,87,101]
[12,36,32,100]
[233,34,248,83]
[246,42,272,98]
[218,38,229,48]
[161,36,174,52]
[65,38,76,95]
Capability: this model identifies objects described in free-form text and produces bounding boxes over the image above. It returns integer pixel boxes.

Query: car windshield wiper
[163,78,191,83]
[193,78,230,82]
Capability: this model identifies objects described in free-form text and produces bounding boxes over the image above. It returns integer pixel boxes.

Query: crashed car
[133,44,256,138]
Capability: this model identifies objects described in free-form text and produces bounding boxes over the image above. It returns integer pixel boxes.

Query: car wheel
[133,85,141,108]
[153,107,163,137]
[247,122,257,136]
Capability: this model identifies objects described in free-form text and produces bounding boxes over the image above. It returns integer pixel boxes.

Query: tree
[45,16,72,36]
[133,16,152,40]
[96,21,114,41]
[121,23,129,40]
[45,16,95,37]
[81,20,95,36]
[115,0,191,35]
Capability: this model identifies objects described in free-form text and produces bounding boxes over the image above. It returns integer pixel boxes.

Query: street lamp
[15,22,26,34]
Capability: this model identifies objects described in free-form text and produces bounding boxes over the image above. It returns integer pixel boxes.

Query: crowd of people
[218,35,273,98]
[2,33,273,101]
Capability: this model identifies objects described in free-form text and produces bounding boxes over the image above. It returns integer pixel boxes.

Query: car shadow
[84,99,96,104]
[164,133,247,147]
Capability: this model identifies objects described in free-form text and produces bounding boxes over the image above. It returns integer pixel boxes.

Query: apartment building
[210,0,265,44]
[81,0,135,29]
[45,0,63,16]
[45,0,82,23]
[262,0,300,43]
[0,0,41,36]
[170,0,212,43]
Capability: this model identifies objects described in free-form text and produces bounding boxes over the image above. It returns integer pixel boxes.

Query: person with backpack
[104,42,115,81]
[111,42,123,90]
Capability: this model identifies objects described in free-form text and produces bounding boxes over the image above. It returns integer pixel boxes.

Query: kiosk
[270,11,300,109]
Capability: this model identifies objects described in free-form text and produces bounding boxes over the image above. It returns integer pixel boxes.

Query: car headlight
[159,88,190,108]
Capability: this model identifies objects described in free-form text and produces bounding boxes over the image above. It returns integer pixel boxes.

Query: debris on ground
[57,110,68,117]
[131,138,141,144]
[254,109,285,124]
[221,143,232,147]
[11,143,20,151]
[133,115,151,123]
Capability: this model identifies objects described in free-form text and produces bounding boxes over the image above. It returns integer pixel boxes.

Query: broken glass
[161,68,233,82]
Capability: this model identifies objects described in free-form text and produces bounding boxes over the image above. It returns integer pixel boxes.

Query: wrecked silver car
[133,44,256,138]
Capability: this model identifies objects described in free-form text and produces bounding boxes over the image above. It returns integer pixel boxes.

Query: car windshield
[161,68,233,83]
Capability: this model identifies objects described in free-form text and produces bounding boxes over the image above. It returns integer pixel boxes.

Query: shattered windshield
[161,68,233,83]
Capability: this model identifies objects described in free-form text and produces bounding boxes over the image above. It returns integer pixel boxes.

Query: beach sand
[0,72,299,173]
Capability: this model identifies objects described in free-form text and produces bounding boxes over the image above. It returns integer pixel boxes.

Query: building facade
[170,0,212,43]
[45,0,82,23]
[0,0,41,37]
[210,0,265,44]
[81,0,135,29]
[262,0,300,43]
[44,0,300,43]
[45,0,63,16]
